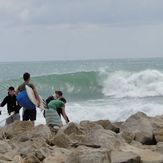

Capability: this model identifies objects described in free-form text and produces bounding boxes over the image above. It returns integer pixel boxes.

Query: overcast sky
[0,0,163,61]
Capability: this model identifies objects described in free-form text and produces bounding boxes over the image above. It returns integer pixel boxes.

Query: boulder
[79,121,103,132]
[79,120,90,126]
[11,125,52,144]
[119,131,135,144]
[156,142,163,154]
[120,143,163,163]
[0,121,33,139]
[44,156,65,163]
[153,128,163,143]
[48,131,71,148]
[121,112,155,144]
[0,155,13,162]
[22,150,46,163]
[111,151,141,163]
[113,122,124,129]
[94,120,120,133]
[62,122,84,135]
[68,133,87,142]
[0,140,12,154]
[34,150,46,161]
[66,146,111,163]
[151,115,163,131]
[77,121,125,150]
[150,115,163,143]
[43,147,70,163]
[80,127,124,150]
[22,154,41,163]
[16,139,46,156]
[29,124,52,139]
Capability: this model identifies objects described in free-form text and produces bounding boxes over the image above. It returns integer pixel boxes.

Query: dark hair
[55,90,63,97]
[8,86,15,91]
[23,72,30,81]
[59,97,67,104]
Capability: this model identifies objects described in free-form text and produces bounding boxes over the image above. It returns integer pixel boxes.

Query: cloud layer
[1,0,163,27]
[0,0,163,61]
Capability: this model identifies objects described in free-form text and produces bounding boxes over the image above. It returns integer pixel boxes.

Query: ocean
[1,58,163,125]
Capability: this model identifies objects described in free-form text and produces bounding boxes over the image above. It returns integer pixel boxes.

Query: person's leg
[60,109,70,122]
[29,109,36,126]
[66,116,70,122]
[57,108,70,122]
[7,108,11,115]
[23,108,29,121]
[43,110,45,117]
[57,108,62,117]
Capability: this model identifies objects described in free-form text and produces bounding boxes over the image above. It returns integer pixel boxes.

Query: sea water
[0,58,163,126]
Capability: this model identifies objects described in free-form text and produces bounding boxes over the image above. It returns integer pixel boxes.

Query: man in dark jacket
[0,86,21,125]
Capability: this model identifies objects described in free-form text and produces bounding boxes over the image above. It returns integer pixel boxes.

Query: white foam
[0,106,11,126]
[64,99,163,123]
[65,83,75,93]
[0,106,45,127]
[102,69,163,98]
[1,96,163,127]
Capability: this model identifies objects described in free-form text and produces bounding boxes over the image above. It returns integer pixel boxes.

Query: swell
[1,69,163,101]
[0,71,103,101]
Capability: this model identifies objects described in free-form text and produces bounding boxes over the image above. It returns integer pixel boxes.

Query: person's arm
[15,86,20,96]
[0,96,8,107]
[16,102,22,110]
[15,89,18,96]
[0,96,8,115]
[61,107,69,124]
[46,96,55,105]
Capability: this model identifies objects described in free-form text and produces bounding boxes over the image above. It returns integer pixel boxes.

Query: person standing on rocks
[16,72,40,125]
[0,86,21,125]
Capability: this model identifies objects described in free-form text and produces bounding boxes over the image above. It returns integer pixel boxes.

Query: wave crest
[102,69,163,98]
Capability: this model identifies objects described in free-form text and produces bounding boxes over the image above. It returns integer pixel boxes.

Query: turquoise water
[1,58,163,123]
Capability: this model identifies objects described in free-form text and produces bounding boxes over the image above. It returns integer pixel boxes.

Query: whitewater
[1,58,163,126]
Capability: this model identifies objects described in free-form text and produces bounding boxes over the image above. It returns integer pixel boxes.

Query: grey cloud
[0,0,163,28]
[0,0,163,61]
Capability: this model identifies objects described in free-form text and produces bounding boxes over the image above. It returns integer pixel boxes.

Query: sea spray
[102,69,163,98]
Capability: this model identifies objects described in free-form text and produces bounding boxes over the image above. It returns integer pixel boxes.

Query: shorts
[23,108,36,121]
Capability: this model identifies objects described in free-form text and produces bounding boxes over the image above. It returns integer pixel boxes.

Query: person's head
[23,72,30,82]
[55,90,63,98]
[8,86,15,96]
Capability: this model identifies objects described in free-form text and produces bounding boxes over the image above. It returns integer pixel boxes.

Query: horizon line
[1,56,163,63]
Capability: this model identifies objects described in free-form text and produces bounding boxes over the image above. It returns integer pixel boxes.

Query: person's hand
[36,100,41,107]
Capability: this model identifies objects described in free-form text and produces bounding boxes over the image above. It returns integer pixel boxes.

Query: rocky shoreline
[1,112,163,162]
